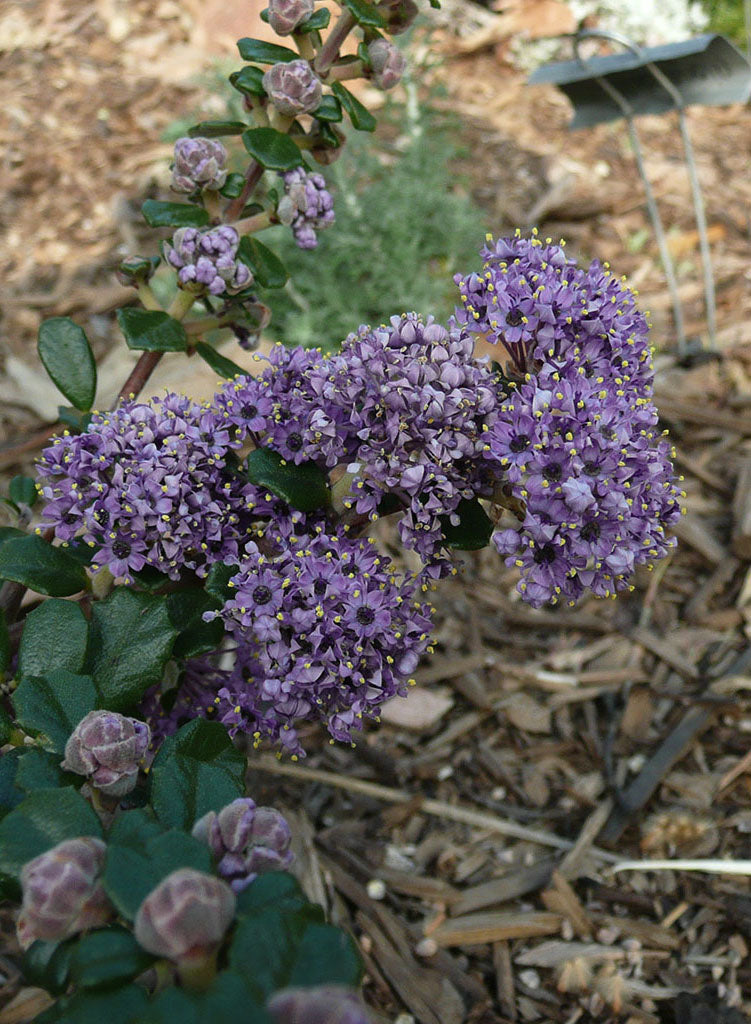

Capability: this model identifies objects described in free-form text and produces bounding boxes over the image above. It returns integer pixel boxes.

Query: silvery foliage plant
[0,0,682,1018]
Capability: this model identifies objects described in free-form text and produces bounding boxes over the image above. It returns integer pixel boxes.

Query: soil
[3,1,751,1022]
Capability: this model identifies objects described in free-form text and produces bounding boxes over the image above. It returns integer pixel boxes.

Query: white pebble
[367,878,387,900]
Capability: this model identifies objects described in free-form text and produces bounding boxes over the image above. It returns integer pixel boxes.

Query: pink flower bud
[133,869,235,963]
[16,838,112,949]
[267,986,371,1024]
[61,710,150,798]
[172,137,228,193]
[268,0,315,35]
[263,60,322,116]
[192,799,293,893]
[367,39,406,90]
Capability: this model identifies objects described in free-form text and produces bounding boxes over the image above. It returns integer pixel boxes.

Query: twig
[224,161,264,223]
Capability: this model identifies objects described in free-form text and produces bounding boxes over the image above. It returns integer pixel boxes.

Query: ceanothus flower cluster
[37,393,253,582]
[278,168,335,250]
[455,230,683,606]
[171,137,228,194]
[193,798,293,892]
[164,225,252,296]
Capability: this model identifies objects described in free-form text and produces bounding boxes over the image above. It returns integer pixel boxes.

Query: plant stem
[314,9,356,75]
[137,284,163,311]
[327,59,365,81]
[176,951,219,992]
[184,316,231,336]
[224,161,264,223]
[234,210,274,235]
[203,189,222,223]
[294,32,315,61]
[117,291,195,402]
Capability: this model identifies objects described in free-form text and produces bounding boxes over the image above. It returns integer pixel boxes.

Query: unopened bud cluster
[62,710,150,796]
[193,798,293,892]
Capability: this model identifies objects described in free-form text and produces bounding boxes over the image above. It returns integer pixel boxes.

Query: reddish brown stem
[117,350,163,403]
[224,161,265,223]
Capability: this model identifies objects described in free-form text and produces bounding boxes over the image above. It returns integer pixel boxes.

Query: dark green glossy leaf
[0,526,25,548]
[245,448,330,513]
[187,121,248,139]
[37,317,97,412]
[0,749,25,818]
[69,926,154,990]
[9,475,38,508]
[242,128,303,171]
[0,609,9,677]
[341,0,386,25]
[141,200,209,229]
[18,599,89,678]
[204,562,236,604]
[144,973,272,1024]
[23,939,75,996]
[37,984,150,1024]
[150,719,245,830]
[15,748,78,794]
[235,872,307,919]
[331,83,376,131]
[237,237,288,289]
[13,671,98,754]
[57,406,93,433]
[88,590,178,709]
[440,497,493,551]
[312,95,343,123]
[195,342,247,381]
[0,535,88,596]
[167,588,224,659]
[116,308,188,353]
[219,172,247,199]
[286,922,363,988]
[229,908,310,1000]
[298,7,331,31]
[0,787,102,878]
[237,37,299,63]
[229,66,266,97]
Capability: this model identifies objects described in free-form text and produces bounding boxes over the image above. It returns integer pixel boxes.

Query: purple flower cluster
[171,137,228,194]
[278,168,335,250]
[263,59,322,117]
[192,798,293,892]
[456,231,683,606]
[164,225,252,296]
[37,394,253,582]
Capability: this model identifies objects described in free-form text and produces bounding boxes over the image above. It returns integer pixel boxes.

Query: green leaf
[150,719,245,830]
[237,37,299,63]
[9,475,38,508]
[0,535,88,596]
[167,588,224,659]
[195,342,247,381]
[104,812,213,919]
[0,526,25,548]
[88,590,178,709]
[229,66,266,98]
[13,672,98,754]
[23,939,75,996]
[312,95,343,123]
[298,7,331,31]
[242,128,303,171]
[18,599,89,678]
[204,562,236,604]
[229,908,310,1000]
[145,974,272,1024]
[187,121,248,138]
[440,497,493,551]
[69,926,154,990]
[116,308,188,353]
[234,872,307,919]
[141,200,209,229]
[0,749,25,818]
[37,317,97,412]
[341,0,386,25]
[37,984,149,1024]
[237,237,288,289]
[286,922,363,988]
[331,83,376,131]
[57,406,93,433]
[0,609,9,676]
[0,788,102,878]
[15,749,79,794]
[219,172,247,199]
[245,448,330,513]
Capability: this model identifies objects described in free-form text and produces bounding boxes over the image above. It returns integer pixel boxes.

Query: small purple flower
[367,39,406,90]
[268,986,371,1024]
[61,710,150,797]
[17,838,113,949]
[192,798,293,892]
[164,225,251,296]
[267,0,315,35]
[134,869,235,964]
[263,60,322,116]
[278,168,335,250]
[171,137,228,194]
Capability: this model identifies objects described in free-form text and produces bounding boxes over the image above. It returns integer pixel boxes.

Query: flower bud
[267,986,371,1024]
[134,869,235,963]
[268,0,315,35]
[192,798,293,893]
[263,60,322,117]
[374,0,418,34]
[278,169,335,250]
[164,225,252,295]
[61,710,150,798]
[172,137,228,194]
[17,838,112,949]
[115,255,160,288]
[367,39,406,90]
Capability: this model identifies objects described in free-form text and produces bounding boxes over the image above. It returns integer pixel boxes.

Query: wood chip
[540,871,593,939]
[451,858,556,916]
[431,911,562,947]
[380,686,454,732]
